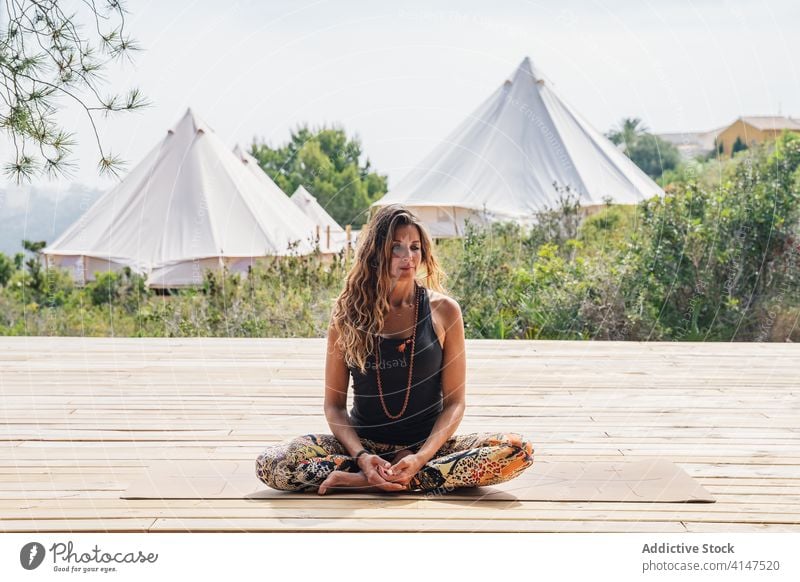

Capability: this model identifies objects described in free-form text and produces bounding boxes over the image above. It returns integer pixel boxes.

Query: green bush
[0,253,14,287]
[631,132,800,339]
[1,135,798,341]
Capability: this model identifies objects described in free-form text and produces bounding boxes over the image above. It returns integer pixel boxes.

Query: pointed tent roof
[233,146,351,253]
[290,185,343,233]
[44,109,318,276]
[233,144,289,196]
[373,57,663,226]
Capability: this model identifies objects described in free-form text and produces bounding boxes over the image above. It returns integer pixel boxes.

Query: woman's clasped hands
[357,450,426,491]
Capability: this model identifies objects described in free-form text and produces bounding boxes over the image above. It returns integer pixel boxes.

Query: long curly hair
[331,204,448,375]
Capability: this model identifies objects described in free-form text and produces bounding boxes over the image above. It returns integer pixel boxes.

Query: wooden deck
[1,337,798,533]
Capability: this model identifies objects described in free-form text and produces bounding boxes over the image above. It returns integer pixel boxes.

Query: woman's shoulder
[425,288,462,326]
[425,287,459,309]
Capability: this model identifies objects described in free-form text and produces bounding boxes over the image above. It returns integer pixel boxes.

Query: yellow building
[715,116,800,156]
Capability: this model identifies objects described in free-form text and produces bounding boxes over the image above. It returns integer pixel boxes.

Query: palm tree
[607,118,648,155]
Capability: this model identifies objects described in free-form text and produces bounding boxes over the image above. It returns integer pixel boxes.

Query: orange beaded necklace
[375,283,420,420]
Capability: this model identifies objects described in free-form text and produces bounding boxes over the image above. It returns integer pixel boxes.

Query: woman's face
[388,224,422,280]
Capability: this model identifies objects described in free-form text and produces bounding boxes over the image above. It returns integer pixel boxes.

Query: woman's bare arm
[323,322,368,457]
[415,297,467,463]
[322,322,404,491]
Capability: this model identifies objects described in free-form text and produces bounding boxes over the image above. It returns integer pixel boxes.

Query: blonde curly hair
[331,204,448,374]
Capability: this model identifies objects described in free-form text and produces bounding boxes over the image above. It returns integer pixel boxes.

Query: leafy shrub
[1,135,798,341]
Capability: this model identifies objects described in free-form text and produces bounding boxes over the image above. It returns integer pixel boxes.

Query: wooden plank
[682,522,800,532]
[3,499,800,517]
[1,507,798,524]
[0,519,155,532]
[147,518,689,533]
[0,337,797,533]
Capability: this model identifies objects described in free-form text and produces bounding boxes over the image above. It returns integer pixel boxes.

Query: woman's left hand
[379,453,426,486]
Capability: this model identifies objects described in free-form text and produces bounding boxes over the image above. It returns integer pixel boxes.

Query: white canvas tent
[43,109,319,288]
[291,185,342,233]
[232,147,354,254]
[290,185,357,253]
[372,57,664,237]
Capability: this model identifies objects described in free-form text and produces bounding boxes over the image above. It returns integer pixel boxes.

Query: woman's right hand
[358,454,406,491]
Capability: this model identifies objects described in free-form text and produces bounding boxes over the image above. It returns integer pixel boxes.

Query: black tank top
[348,285,443,447]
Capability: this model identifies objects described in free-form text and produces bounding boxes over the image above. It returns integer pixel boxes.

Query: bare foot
[317,471,408,495]
[318,471,369,495]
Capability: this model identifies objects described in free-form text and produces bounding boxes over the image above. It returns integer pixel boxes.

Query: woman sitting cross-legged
[255,204,534,495]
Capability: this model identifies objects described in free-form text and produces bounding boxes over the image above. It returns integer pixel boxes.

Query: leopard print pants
[255,432,534,494]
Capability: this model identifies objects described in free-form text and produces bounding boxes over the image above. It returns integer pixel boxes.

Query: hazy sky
[2,0,798,193]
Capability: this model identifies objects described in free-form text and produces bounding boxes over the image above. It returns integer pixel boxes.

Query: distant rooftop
[658,128,721,150]
[658,115,800,153]
[738,115,800,131]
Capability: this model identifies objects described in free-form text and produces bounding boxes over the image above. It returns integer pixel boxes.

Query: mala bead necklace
[375,283,420,420]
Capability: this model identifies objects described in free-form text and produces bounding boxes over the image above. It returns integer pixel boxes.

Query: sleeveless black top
[348,285,443,447]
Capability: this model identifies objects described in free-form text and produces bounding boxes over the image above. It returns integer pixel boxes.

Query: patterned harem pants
[255,432,534,494]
